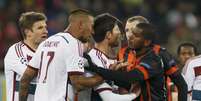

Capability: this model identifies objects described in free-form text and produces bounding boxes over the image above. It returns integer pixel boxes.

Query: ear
[24,29,31,37]
[144,40,151,47]
[24,29,29,34]
[106,31,112,40]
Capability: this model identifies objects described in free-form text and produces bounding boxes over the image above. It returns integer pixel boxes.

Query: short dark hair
[70,9,91,16]
[19,11,47,39]
[135,23,156,41]
[177,42,197,55]
[93,13,121,43]
[68,9,92,22]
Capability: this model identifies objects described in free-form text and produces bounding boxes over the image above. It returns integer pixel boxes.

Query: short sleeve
[65,41,85,73]
[159,49,178,75]
[65,55,85,73]
[4,46,27,75]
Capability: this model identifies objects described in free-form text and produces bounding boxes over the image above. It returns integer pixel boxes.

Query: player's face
[80,16,94,43]
[128,33,144,50]
[109,24,121,47]
[29,20,48,45]
[125,21,139,41]
[178,46,195,65]
[126,21,148,49]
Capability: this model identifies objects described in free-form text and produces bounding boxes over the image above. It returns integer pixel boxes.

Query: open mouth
[42,36,47,38]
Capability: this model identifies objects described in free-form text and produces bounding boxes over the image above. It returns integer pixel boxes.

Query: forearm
[78,74,103,87]
[170,73,187,101]
[70,74,103,91]
[19,77,30,101]
[91,67,143,85]
[19,67,38,101]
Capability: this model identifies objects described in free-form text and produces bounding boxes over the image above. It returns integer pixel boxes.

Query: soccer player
[180,43,200,101]
[81,13,139,101]
[177,42,197,72]
[120,16,187,101]
[85,23,166,101]
[4,11,48,101]
[19,9,103,101]
[182,55,201,101]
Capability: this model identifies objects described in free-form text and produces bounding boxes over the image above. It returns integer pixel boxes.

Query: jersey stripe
[17,43,23,57]
[15,44,20,58]
[19,43,25,57]
[96,51,107,68]
[12,72,16,101]
[95,88,113,93]
[77,41,82,57]
[165,66,178,75]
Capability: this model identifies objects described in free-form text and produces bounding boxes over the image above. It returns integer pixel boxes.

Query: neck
[95,41,111,55]
[23,39,38,51]
[135,47,150,58]
[64,24,79,39]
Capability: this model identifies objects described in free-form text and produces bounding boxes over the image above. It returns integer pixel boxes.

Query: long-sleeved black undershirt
[86,65,144,88]
[169,71,188,101]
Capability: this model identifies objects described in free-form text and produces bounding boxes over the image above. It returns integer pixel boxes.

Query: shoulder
[5,42,22,56]
[144,50,161,60]
[88,48,100,61]
[141,50,162,66]
[185,55,201,67]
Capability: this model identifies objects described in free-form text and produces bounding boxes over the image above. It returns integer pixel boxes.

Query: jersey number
[38,51,55,83]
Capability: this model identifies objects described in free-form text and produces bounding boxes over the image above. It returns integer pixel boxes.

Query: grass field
[0,72,6,101]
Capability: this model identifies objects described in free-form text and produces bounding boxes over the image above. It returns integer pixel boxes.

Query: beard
[110,42,119,48]
[78,36,89,43]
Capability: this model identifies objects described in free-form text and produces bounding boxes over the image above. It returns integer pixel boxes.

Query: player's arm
[19,65,38,101]
[84,53,161,87]
[160,49,187,101]
[85,64,145,87]
[169,71,187,101]
[69,73,103,91]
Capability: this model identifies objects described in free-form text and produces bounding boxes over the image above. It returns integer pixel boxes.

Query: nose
[44,28,48,34]
[183,54,192,62]
[126,32,132,40]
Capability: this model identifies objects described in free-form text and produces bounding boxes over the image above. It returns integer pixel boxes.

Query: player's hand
[130,83,141,97]
[115,62,129,70]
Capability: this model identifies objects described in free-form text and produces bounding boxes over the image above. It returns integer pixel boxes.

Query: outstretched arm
[84,53,144,86]
[69,73,103,92]
[19,66,38,101]
[169,72,187,101]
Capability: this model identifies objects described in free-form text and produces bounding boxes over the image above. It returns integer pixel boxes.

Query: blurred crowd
[0,0,201,70]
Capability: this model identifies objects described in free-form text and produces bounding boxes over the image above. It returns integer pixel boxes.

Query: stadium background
[0,0,201,100]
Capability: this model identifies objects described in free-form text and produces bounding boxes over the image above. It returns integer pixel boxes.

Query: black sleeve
[159,48,178,75]
[169,72,187,101]
[84,52,144,85]
[88,66,144,85]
